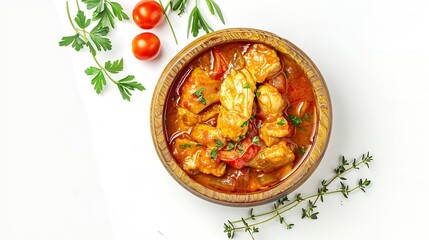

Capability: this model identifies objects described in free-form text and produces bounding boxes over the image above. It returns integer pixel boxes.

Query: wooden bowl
[150,28,332,207]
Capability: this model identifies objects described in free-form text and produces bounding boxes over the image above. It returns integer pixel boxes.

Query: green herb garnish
[215,139,224,148]
[252,136,260,145]
[193,87,205,96]
[303,113,312,122]
[59,0,144,101]
[227,142,235,151]
[223,152,373,239]
[193,87,206,105]
[297,145,307,156]
[289,115,303,127]
[288,114,307,130]
[244,84,251,89]
[241,120,249,128]
[162,0,226,43]
[277,118,286,126]
[179,143,193,148]
[210,147,218,160]
[198,96,206,105]
[237,133,247,144]
[186,0,224,38]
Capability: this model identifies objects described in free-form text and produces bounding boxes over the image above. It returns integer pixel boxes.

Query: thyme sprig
[223,152,373,239]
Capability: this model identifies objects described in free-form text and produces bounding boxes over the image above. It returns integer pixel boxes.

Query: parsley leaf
[60,1,143,101]
[198,96,206,105]
[237,133,247,144]
[75,10,91,29]
[241,120,249,128]
[215,139,224,148]
[194,87,205,96]
[252,136,260,145]
[179,144,193,148]
[84,66,100,75]
[108,1,130,21]
[117,75,145,101]
[243,84,250,89]
[82,0,128,29]
[211,148,218,160]
[85,66,106,94]
[193,88,206,105]
[303,113,312,122]
[82,0,104,12]
[59,35,77,46]
[104,58,123,74]
[297,145,307,157]
[227,142,235,151]
[93,3,116,29]
[59,34,86,51]
[90,26,112,51]
[289,115,303,127]
[278,118,287,126]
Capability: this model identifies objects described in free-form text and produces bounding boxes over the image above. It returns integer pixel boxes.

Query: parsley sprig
[193,87,206,105]
[59,0,145,101]
[224,152,373,240]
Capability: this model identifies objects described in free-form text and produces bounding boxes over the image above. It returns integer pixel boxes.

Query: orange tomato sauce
[163,42,317,193]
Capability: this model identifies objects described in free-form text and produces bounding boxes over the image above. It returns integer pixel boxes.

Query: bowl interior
[150,28,332,207]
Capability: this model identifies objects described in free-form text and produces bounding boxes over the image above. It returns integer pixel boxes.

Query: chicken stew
[164,42,317,193]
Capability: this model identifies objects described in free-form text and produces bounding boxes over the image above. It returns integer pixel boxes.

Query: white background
[1,0,428,239]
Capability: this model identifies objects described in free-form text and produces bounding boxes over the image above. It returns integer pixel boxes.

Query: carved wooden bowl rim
[150,28,332,207]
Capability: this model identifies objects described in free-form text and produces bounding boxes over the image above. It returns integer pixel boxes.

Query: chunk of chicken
[259,117,291,147]
[217,106,249,141]
[244,44,282,83]
[190,124,226,149]
[246,141,295,173]
[257,84,289,146]
[172,138,226,177]
[219,68,256,116]
[217,68,257,140]
[257,83,286,119]
[179,67,221,114]
[177,104,220,132]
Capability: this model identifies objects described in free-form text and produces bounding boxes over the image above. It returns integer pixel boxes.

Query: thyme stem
[224,152,373,239]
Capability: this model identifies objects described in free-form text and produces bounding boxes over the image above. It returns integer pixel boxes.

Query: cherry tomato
[132,0,164,29]
[132,32,161,61]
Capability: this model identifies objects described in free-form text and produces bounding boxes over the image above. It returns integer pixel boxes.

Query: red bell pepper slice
[217,138,260,169]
